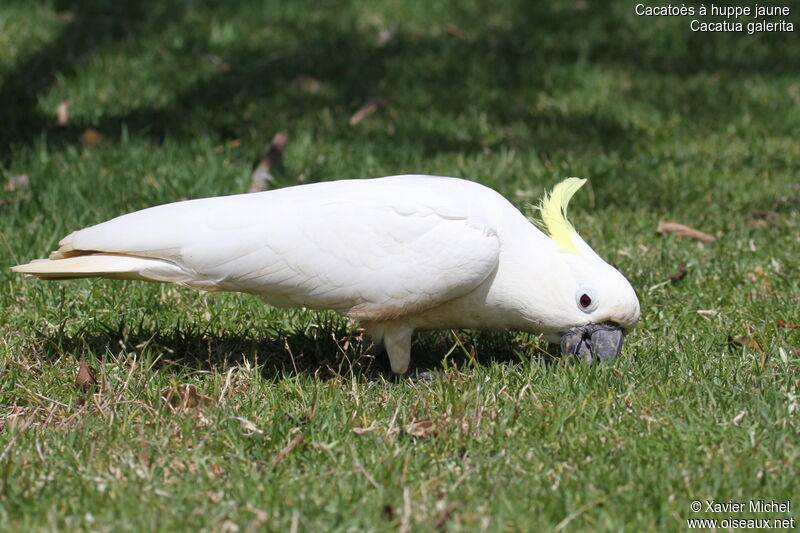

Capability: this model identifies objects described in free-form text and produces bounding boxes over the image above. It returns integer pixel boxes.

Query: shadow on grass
[33,320,548,380]
[0,0,184,156]
[5,0,795,212]
[0,0,635,160]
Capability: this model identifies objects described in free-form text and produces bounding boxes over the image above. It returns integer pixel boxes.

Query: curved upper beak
[560,322,625,363]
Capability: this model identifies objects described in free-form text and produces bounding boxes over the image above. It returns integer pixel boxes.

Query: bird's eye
[575,286,598,313]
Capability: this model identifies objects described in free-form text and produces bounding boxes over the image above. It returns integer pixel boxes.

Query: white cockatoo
[12,175,640,375]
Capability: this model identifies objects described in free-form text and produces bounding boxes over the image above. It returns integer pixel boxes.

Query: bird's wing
[53,178,502,321]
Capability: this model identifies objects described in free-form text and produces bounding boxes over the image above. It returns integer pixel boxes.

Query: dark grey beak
[560,322,625,363]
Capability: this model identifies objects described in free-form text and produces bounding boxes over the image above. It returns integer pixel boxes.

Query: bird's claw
[400,361,435,382]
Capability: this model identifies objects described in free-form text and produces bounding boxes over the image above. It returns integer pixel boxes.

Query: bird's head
[534,178,640,363]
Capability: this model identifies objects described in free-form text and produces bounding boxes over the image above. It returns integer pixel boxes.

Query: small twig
[354,461,379,489]
[386,404,401,436]
[56,99,71,127]
[400,487,412,533]
[349,97,388,125]
[233,416,263,434]
[555,491,616,531]
[203,54,230,72]
[4,175,30,193]
[667,262,688,282]
[434,501,457,530]
[303,393,318,422]
[657,221,716,244]
[449,330,477,367]
[696,309,718,316]
[0,432,19,463]
[451,465,476,491]
[271,432,304,466]
[218,367,235,403]
[15,384,68,408]
[284,339,299,377]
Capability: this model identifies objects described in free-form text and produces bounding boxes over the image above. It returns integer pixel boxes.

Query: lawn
[1,1,798,531]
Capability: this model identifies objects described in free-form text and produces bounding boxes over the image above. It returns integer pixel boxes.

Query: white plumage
[13,175,640,374]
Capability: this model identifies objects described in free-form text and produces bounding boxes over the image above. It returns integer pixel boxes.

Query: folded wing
[14,177,502,321]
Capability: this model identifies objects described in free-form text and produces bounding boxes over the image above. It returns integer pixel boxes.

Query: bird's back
[27,175,521,320]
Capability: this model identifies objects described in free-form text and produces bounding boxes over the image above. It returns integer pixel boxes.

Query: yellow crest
[536,177,587,254]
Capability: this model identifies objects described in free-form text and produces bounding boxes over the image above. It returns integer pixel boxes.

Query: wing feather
[47,176,502,320]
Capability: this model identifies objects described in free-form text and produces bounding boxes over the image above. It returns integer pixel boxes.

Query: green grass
[1,1,799,531]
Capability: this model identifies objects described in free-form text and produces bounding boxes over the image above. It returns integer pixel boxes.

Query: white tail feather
[11,254,190,283]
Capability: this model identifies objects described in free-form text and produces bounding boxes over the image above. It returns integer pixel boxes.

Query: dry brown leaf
[74,354,98,392]
[234,416,263,434]
[376,21,398,46]
[295,75,323,93]
[667,262,688,282]
[405,418,438,438]
[248,166,273,193]
[2,406,28,432]
[81,128,103,146]
[657,221,716,244]
[732,330,768,368]
[162,384,213,409]
[444,24,466,38]
[4,174,30,193]
[204,54,230,72]
[696,309,718,316]
[749,209,780,228]
[248,132,288,193]
[731,335,764,352]
[349,97,388,125]
[352,424,381,435]
[777,319,800,329]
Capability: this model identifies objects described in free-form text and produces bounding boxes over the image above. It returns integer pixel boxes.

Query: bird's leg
[383,324,414,375]
[382,325,435,382]
[363,323,433,382]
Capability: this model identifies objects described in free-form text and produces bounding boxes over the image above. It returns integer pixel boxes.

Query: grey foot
[378,362,435,387]
[399,361,435,383]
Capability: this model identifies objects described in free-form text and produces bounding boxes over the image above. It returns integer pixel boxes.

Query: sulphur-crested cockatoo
[12,175,639,375]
